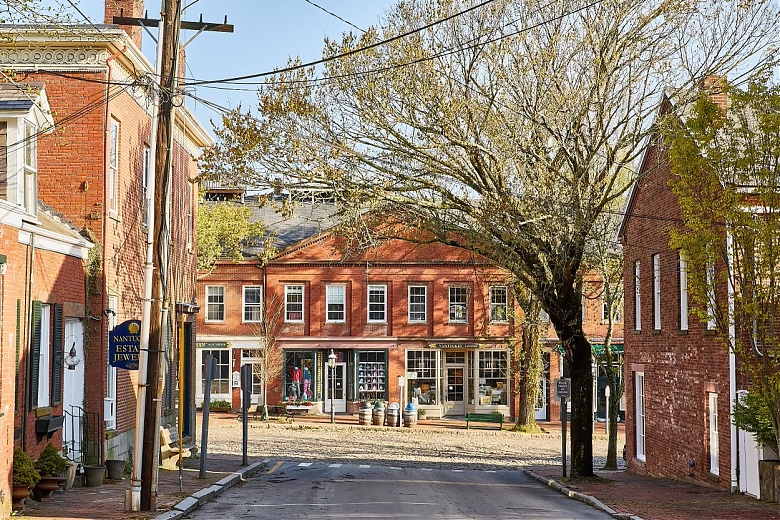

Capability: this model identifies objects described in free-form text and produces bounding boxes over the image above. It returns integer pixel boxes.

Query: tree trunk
[605,390,621,470]
[566,333,595,478]
[514,324,542,431]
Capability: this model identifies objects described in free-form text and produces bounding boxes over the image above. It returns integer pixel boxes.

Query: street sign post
[554,378,571,478]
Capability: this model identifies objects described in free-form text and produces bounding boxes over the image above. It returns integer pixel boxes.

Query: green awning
[555,343,624,355]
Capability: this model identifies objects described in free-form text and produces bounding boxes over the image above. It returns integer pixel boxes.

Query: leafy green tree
[200,0,778,477]
[196,200,270,272]
[664,77,780,458]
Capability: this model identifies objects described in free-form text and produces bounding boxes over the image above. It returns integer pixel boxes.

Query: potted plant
[33,442,68,499]
[12,448,40,511]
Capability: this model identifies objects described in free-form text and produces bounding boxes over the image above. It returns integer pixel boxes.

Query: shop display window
[201,349,230,394]
[478,350,508,405]
[283,350,317,402]
[407,350,438,405]
[357,351,387,400]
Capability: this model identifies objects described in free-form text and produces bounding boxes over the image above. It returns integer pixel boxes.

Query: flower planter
[32,476,61,500]
[12,484,30,512]
[106,459,125,480]
[83,465,105,487]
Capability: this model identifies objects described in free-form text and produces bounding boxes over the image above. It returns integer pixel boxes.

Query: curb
[153,459,269,520]
[524,469,643,520]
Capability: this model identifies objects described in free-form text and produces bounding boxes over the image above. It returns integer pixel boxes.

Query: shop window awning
[555,343,624,355]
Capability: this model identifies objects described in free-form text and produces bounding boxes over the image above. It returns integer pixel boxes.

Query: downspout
[22,233,35,452]
[101,44,127,465]
[727,231,738,492]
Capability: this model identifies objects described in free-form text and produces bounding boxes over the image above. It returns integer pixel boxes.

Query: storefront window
[283,351,317,402]
[478,350,508,405]
[201,349,230,395]
[407,350,438,405]
[357,351,387,401]
[240,349,263,398]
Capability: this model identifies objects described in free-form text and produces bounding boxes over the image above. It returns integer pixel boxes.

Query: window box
[35,415,64,434]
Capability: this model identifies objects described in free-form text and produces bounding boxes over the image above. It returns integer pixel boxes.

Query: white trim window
[108,118,119,213]
[706,262,716,330]
[36,304,51,408]
[679,251,688,331]
[141,145,151,228]
[205,286,225,322]
[408,285,427,323]
[326,284,346,322]
[635,372,646,461]
[449,286,468,323]
[709,392,719,475]
[243,286,263,322]
[653,254,661,330]
[634,261,641,331]
[105,296,118,429]
[23,120,37,215]
[489,286,508,322]
[602,296,622,323]
[367,284,387,323]
[285,285,304,322]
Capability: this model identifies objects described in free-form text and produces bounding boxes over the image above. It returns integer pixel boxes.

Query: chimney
[702,74,728,110]
[105,0,145,49]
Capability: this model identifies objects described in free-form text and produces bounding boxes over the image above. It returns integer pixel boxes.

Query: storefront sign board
[108,319,141,370]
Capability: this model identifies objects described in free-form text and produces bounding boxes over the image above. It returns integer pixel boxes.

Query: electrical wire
[186,0,498,87]
[303,0,365,34]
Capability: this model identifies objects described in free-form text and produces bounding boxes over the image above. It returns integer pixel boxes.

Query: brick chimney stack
[703,74,728,110]
[105,0,145,49]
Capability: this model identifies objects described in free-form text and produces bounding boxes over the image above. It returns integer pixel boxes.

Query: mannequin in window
[303,367,312,399]
[292,366,303,399]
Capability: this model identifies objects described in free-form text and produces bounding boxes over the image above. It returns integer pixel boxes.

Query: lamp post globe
[328,350,336,423]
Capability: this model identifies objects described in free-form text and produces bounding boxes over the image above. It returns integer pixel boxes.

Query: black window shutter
[14,299,20,410]
[29,300,42,409]
[52,304,63,405]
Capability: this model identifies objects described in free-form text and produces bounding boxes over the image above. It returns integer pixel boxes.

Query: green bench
[466,413,504,430]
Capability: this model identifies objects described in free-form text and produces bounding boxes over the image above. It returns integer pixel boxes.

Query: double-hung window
[142,145,151,227]
[679,251,688,331]
[108,119,119,213]
[635,372,645,461]
[408,285,427,323]
[706,262,716,330]
[489,286,508,322]
[243,286,262,322]
[205,286,225,322]
[326,285,345,322]
[285,285,304,322]
[23,120,37,214]
[634,261,641,331]
[367,285,387,322]
[653,254,661,330]
[449,286,467,323]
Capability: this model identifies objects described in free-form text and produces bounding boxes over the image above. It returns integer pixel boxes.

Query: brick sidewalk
[18,455,247,520]
[14,415,780,520]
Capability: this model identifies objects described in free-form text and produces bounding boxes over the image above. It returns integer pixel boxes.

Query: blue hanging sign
[109,319,141,370]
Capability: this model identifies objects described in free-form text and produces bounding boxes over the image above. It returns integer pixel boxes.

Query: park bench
[236,404,262,421]
[159,426,191,470]
[285,405,313,421]
[466,413,504,430]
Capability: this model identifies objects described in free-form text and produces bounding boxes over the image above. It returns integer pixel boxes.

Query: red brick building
[0,2,211,504]
[618,92,762,495]
[0,83,93,516]
[197,195,624,423]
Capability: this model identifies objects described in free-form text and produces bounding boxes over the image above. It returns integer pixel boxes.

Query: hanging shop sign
[109,319,141,370]
[429,343,480,349]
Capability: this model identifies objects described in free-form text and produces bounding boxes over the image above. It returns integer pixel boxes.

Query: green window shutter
[29,300,42,409]
[52,304,63,405]
[14,299,20,411]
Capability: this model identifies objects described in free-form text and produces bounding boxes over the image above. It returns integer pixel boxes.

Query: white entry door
[324,362,347,413]
[535,376,548,420]
[62,318,85,463]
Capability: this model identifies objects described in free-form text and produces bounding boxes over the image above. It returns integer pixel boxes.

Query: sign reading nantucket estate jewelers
[109,319,141,370]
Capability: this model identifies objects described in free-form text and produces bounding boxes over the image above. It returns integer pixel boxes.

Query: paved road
[185,460,612,519]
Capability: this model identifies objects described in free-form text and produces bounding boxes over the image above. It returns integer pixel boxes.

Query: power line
[186,0,498,87]
[303,0,365,33]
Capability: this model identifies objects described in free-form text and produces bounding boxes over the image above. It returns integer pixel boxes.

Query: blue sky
[63,1,396,127]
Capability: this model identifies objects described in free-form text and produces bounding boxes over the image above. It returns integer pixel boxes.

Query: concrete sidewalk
[15,414,780,520]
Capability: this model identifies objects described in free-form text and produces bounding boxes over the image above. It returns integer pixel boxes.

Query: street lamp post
[328,350,336,424]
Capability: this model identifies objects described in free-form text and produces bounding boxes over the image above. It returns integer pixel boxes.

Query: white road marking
[485,470,497,473]
[358,464,371,468]
[452,469,463,472]
[390,466,401,470]
[298,462,312,467]
[421,468,434,471]
[328,463,342,468]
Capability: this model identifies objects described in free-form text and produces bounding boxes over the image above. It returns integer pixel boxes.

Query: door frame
[324,361,347,413]
[443,364,465,416]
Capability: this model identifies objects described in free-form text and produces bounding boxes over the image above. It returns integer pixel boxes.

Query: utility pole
[115,0,232,512]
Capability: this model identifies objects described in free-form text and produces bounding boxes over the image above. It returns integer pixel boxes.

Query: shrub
[13,448,40,487]
[35,443,69,477]
[209,399,231,408]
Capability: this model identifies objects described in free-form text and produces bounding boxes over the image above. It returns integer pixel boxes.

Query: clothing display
[303,367,312,399]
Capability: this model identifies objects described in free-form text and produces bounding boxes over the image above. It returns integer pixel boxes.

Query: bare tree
[244,294,284,420]
[200,0,778,477]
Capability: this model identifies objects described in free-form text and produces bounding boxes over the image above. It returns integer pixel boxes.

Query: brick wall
[621,124,732,489]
